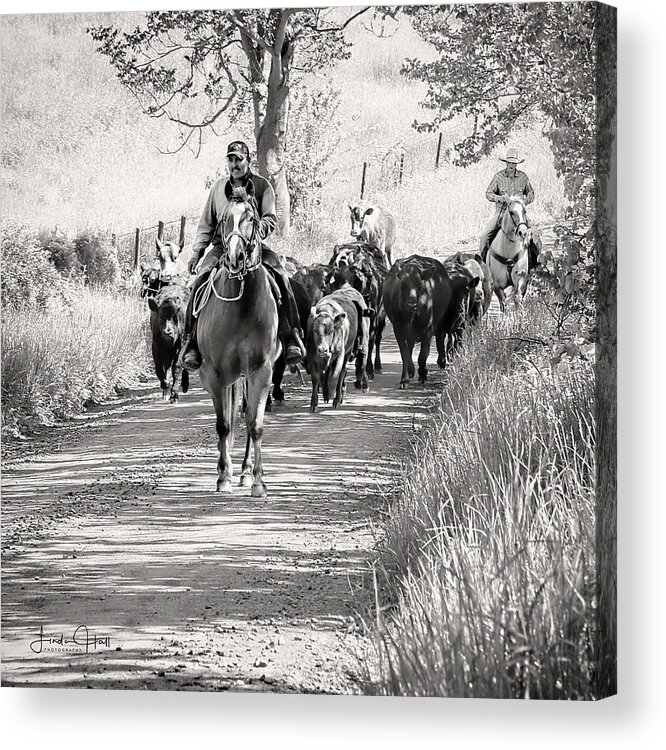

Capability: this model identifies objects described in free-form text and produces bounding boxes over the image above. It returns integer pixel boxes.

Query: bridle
[193,196,262,313]
[500,200,528,243]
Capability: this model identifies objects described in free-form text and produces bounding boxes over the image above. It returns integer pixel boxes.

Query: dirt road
[1,331,440,692]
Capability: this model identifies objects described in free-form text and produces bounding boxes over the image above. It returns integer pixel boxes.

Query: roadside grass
[1,287,151,435]
[361,298,596,699]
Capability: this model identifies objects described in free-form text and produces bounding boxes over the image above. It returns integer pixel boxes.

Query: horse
[486,196,531,312]
[194,189,281,497]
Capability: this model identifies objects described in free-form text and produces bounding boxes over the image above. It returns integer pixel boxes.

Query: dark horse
[195,189,280,497]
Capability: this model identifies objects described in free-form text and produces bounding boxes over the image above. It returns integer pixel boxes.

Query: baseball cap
[226,140,250,159]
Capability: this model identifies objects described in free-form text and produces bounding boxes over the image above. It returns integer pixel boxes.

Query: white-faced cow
[348,203,397,268]
[306,286,372,412]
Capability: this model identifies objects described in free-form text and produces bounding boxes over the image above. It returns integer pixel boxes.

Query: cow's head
[309,305,347,363]
[148,293,185,342]
[296,265,331,305]
[399,264,433,315]
[348,203,365,238]
[156,238,183,280]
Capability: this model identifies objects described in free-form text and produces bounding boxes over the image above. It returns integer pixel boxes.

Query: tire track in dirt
[1,329,443,693]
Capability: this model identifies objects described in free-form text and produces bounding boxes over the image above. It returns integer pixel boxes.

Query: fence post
[179,216,187,247]
[134,228,140,270]
[435,132,443,168]
[157,220,165,241]
[398,153,405,185]
[360,162,367,200]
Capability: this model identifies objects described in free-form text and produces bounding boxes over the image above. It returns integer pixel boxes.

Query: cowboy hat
[499,147,524,164]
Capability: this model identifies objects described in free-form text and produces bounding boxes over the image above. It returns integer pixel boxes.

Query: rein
[192,199,262,315]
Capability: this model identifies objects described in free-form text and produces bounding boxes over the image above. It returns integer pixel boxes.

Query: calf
[306,286,371,412]
[442,253,482,357]
[348,203,397,267]
[148,282,190,402]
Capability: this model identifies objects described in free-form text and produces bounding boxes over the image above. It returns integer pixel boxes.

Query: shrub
[1,286,151,434]
[1,219,68,308]
[74,228,120,287]
[361,297,597,699]
[37,225,81,276]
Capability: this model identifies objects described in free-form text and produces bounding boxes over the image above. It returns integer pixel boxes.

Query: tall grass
[1,287,151,434]
[362,299,596,699]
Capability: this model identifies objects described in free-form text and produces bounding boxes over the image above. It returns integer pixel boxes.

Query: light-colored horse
[195,190,280,497]
[487,196,530,312]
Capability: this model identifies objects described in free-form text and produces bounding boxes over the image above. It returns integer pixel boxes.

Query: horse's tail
[223,381,241,446]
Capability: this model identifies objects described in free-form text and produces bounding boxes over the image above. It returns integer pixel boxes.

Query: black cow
[148,282,190,402]
[383,254,479,389]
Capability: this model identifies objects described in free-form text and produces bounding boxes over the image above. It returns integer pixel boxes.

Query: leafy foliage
[1,220,69,308]
[73,229,120,287]
[286,84,342,229]
[403,2,601,336]
[88,8,369,233]
[37,226,81,276]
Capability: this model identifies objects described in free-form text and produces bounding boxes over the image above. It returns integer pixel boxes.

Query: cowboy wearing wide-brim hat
[479,148,537,263]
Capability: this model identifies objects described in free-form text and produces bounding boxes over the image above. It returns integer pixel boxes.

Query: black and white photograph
[1,0,617,706]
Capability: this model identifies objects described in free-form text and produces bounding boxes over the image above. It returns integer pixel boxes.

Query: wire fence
[112,133,450,273]
[113,215,199,274]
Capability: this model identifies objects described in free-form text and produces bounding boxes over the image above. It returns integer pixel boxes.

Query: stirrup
[180,337,202,372]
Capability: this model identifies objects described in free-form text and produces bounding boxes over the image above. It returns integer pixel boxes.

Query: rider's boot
[179,273,209,372]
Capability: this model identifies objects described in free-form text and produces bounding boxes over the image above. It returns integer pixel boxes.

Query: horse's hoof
[354,380,362,390]
[239,473,253,488]
[251,482,267,498]
[169,393,179,403]
[217,479,234,493]
[265,401,272,413]
[375,367,382,374]
[399,382,407,390]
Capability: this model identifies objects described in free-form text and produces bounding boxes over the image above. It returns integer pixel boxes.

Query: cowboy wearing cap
[180,139,306,371]
[479,147,536,262]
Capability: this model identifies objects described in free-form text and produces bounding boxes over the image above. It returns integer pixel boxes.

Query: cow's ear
[469,276,480,289]
[334,311,347,326]
[474,253,484,264]
[148,298,159,313]
[363,207,374,217]
[452,252,462,263]
[310,305,317,320]
[139,263,147,273]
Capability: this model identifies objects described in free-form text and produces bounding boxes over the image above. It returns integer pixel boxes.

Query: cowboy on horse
[179,139,306,372]
[479,147,540,269]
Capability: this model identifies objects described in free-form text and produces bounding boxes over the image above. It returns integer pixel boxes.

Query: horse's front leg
[494,287,507,313]
[212,389,234,493]
[244,364,272,498]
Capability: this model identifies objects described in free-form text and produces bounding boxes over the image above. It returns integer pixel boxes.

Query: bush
[362,297,597,699]
[37,225,81,276]
[1,219,69,308]
[74,228,120,287]
[1,286,151,434]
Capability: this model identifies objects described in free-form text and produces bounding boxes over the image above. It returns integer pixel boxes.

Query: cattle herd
[141,201,494,409]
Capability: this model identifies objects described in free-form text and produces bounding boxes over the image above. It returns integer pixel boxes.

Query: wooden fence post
[179,216,187,247]
[435,132,443,168]
[360,162,367,200]
[398,153,405,185]
[134,228,140,270]
[157,220,165,241]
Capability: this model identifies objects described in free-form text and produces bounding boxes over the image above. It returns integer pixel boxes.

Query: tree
[402,2,599,329]
[89,8,369,236]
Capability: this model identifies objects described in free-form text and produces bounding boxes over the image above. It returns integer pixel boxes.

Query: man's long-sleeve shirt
[485,169,534,213]
[192,171,278,258]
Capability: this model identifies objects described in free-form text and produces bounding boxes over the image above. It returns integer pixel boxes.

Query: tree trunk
[256,79,290,237]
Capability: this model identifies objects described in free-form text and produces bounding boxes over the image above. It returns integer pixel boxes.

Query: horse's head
[505,196,528,241]
[221,187,260,275]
